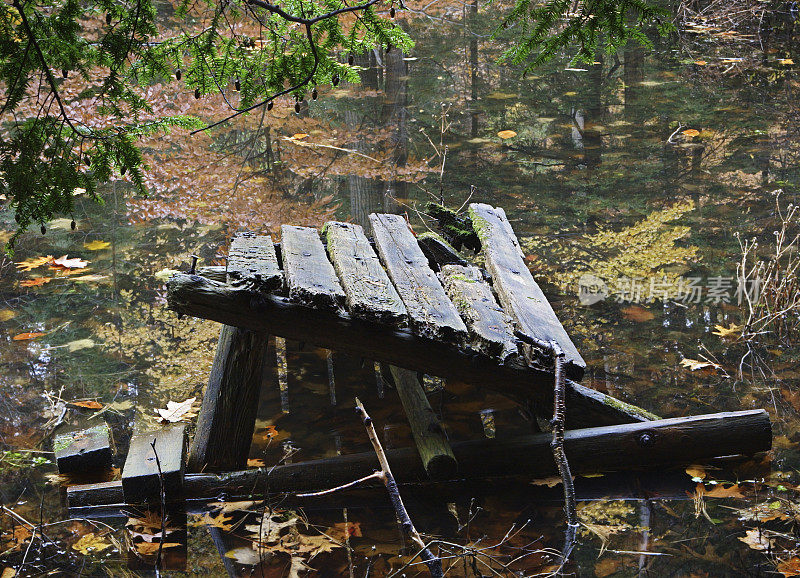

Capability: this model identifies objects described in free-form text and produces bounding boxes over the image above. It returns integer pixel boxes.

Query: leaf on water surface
[530,476,567,487]
[0,309,15,322]
[2,567,16,578]
[127,511,181,534]
[680,358,720,371]
[737,501,793,523]
[738,528,774,551]
[621,305,654,322]
[188,511,235,530]
[15,255,53,271]
[704,483,745,498]
[497,130,517,139]
[209,500,263,514]
[12,332,46,340]
[682,129,701,137]
[52,255,88,269]
[247,458,266,467]
[84,240,111,250]
[685,464,707,481]
[70,400,103,409]
[779,59,795,65]
[777,556,800,577]
[711,323,742,338]
[72,532,112,555]
[3,525,32,551]
[225,546,265,565]
[71,274,109,282]
[66,338,96,351]
[693,61,707,66]
[154,268,181,282]
[156,397,197,422]
[290,133,309,140]
[133,542,183,555]
[19,277,52,287]
[331,522,362,540]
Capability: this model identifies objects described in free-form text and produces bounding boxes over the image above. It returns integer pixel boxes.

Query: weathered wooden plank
[281,225,345,308]
[369,213,468,343]
[324,221,407,324]
[226,233,282,291]
[70,410,771,506]
[389,366,457,480]
[187,325,268,473]
[469,203,586,378]
[167,273,657,427]
[439,264,518,362]
[54,424,112,474]
[122,424,186,504]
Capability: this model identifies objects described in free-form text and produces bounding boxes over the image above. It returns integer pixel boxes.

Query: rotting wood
[439,264,518,361]
[417,231,468,270]
[187,325,268,472]
[324,221,407,324]
[69,410,771,506]
[389,366,457,480]
[122,424,186,504]
[469,203,586,379]
[54,423,112,474]
[281,225,345,308]
[167,272,657,427]
[226,233,282,291]
[369,213,468,343]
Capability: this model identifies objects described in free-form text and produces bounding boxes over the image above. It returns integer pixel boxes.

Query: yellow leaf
[72,532,112,555]
[0,309,15,322]
[682,129,700,137]
[291,133,309,140]
[712,323,742,338]
[779,58,794,65]
[84,240,111,251]
[497,130,517,139]
[188,511,234,530]
[15,255,53,271]
[133,542,182,555]
[71,274,109,282]
[693,60,708,66]
[70,400,103,409]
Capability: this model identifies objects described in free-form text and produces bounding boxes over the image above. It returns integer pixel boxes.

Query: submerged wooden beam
[187,325,268,472]
[167,272,656,427]
[122,424,186,504]
[469,203,586,379]
[69,410,771,506]
[370,213,468,343]
[389,366,457,480]
[54,424,112,474]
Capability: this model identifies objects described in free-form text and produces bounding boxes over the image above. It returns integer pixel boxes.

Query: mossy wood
[439,264,518,361]
[70,410,771,506]
[389,366,457,480]
[122,424,186,504]
[369,213,468,342]
[324,221,407,324]
[226,233,283,291]
[469,203,586,379]
[417,231,469,269]
[167,272,656,427]
[54,423,112,474]
[281,225,346,308]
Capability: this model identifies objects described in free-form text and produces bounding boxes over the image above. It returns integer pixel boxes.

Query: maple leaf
[738,528,774,551]
[188,511,234,530]
[15,255,53,271]
[12,332,46,340]
[711,323,742,338]
[680,358,720,371]
[777,556,800,577]
[52,255,88,269]
[19,277,52,287]
[72,532,112,555]
[156,397,197,422]
[84,240,111,250]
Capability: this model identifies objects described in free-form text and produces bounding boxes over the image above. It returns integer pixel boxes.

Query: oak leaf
[156,397,197,422]
[738,528,774,551]
[72,532,112,555]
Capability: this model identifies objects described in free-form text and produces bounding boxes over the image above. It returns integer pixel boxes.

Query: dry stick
[298,399,444,577]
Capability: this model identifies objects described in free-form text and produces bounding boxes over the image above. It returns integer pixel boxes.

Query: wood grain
[281,225,345,308]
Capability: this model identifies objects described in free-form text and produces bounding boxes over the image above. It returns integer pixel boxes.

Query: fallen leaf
[680,358,719,371]
[84,240,111,250]
[12,332,46,341]
[188,511,234,530]
[738,528,774,551]
[712,323,742,338]
[530,476,568,487]
[497,130,517,139]
[71,274,109,282]
[290,133,309,140]
[247,458,266,467]
[133,542,182,555]
[777,556,800,577]
[72,532,112,555]
[779,58,795,65]
[621,305,654,322]
[70,400,103,409]
[157,397,197,422]
[225,547,265,565]
[2,567,16,578]
[52,255,88,269]
[15,255,53,271]
[331,522,362,540]
[704,483,745,498]
[0,310,15,322]
[209,500,263,514]
[693,60,707,66]
[19,277,52,287]
[4,525,31,551]
[66,338,96,352]
[685,465,707,481]
[682,129,701,137]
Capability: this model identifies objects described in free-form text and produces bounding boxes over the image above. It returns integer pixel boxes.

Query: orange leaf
[704,483,745,498]
[247,458,266,467]
[20,277,52,287]
[682,129,700,137]
[291,133,309,140]
[497,130,517,139]
[15,255,53,271]
[693,60,707,66]
[12,332,46,341]
[70,401,103,409]
[777,556,800,577]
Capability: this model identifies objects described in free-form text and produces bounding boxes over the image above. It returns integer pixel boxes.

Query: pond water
[1,4,799,576]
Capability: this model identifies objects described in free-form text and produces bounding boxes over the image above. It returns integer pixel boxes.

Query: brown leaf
[621,305,654,322]
[704,483,745,499]
[777,556,800,577]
